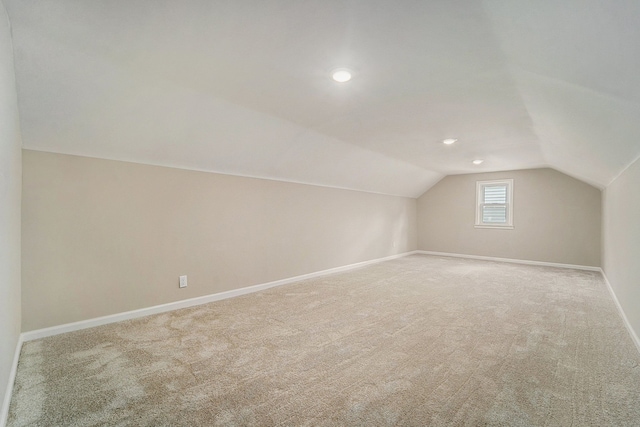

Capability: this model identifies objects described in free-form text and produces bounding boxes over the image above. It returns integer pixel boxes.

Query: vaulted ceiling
[4,0,640,197]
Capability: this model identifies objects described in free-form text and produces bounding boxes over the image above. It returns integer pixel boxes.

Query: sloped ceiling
[4,0,640,197]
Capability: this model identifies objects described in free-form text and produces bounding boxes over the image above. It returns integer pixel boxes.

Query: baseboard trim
[416,250,601,271]
[600,270,640,355]
[22,251,418,342]
[0,334,23,427]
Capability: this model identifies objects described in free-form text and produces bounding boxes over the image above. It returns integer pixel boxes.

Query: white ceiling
[4,0,640,197]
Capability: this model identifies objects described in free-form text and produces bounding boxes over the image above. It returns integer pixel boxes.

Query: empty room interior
[1,1,640,426]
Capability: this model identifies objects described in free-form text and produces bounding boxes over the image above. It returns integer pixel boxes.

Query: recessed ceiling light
[331,69,352,83]
[443,139,457,145]
[473,159,484,165]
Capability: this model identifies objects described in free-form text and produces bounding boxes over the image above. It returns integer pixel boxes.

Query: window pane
[482,205,507,223]
[483,185,507,204]
[476,179,513,228]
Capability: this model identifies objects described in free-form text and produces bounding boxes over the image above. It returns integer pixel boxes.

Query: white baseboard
[416,250,601,271]
[22,251,418,342]
[0,334,23,427]
[600,270,640,355]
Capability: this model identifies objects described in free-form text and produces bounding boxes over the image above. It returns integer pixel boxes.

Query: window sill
[474,225,514,230]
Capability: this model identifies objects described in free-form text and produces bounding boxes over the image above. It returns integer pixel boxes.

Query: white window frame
[475,179,514,229]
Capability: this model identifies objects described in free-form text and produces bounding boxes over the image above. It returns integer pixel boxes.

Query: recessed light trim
[331,69,352,83]
[443,138,457,145]
[473,159,484,165]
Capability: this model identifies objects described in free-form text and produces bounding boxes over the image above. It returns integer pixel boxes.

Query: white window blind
[475,179,513,228]
[482,185,507,223]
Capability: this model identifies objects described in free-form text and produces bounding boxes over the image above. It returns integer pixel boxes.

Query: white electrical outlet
[179,275,187,288]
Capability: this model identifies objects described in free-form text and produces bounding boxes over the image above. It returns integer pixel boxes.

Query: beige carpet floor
[8,255,640,426]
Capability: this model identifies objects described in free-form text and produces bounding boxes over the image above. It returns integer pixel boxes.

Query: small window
[475,179,513,229]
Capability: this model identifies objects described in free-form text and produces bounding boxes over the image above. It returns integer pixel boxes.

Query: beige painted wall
[22,150,417,331]
[0,3,22,418]
[603,156,640,343]
[417,168,601,267]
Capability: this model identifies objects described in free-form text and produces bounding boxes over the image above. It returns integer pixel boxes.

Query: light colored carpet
[8,255,640,426]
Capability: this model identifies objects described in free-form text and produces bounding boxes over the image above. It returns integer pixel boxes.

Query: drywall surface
[417,168,601,266]
[603,156,640,343]
[22,150,417,331]
[0,3,22,420]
